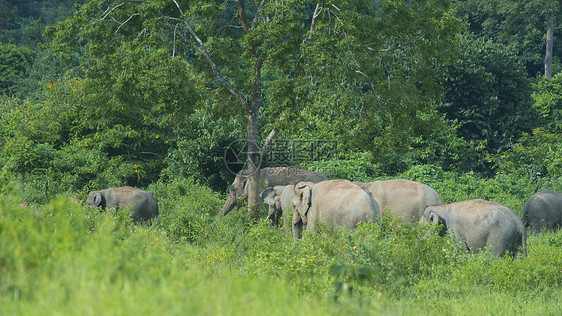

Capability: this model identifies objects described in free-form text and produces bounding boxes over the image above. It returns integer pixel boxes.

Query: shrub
[0,43,34,95]
[0,191,170,306]
[149,177,224,243]
[300,151,385,181]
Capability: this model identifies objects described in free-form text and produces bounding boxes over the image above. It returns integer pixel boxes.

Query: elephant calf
[421,199,526,258]
[259,184,296,228]
[521,190,562,233]
[86,186,159,223]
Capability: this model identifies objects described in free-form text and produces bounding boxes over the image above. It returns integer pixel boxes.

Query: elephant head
[421,206,447,236]
[293,182,313,225]
[219,170,252,216]
[86,191,105,209]
[260,186,281,224]
[260,184,297,229]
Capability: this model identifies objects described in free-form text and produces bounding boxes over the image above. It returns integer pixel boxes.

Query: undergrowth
[1,177,561,315]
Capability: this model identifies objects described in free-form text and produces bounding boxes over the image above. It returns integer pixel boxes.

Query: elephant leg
[267,206,280,227]
[283,211,292,235]
[292,211,303,239]
[450,229,470,252]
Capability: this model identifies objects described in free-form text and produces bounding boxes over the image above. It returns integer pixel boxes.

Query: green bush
[417,230,562,298]
[5,141,137,204]
[166,109,245,192]
[0,43,34,95]
[0,193,169,306]
[149,177,225,243]
[494,128,562,181]
[300,151,385,181]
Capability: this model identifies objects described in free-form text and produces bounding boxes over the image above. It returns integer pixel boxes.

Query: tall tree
[454,0,561,77]
[440,34,535,158]
[48,0,463,219]
[545,12,554,78]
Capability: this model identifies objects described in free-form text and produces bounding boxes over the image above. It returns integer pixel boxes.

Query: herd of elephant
[84,167,562,258]
[215,167,562,258]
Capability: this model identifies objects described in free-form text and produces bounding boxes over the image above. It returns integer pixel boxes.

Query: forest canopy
[0,0,560,203]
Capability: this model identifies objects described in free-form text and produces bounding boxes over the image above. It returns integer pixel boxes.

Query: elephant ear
[240,178,250,198]
[428,211,440,225]
[294,183,312,218]
[91,192,104,208]
[426,209,448,236]
[421,206,438,224]
[259,187,277,206]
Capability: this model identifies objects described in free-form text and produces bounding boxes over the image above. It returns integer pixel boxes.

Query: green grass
[1,178,562,315]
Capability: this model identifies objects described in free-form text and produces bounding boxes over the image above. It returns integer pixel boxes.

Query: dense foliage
[1,0,562,313]
[440,34,535,159]
[453,0,562,76]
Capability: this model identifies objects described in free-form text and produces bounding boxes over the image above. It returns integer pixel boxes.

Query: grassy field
[1,177,561,315]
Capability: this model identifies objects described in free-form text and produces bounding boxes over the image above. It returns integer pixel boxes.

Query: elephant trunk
[266,211,276,226]
[266,207,281,227]
[218,191,238,216]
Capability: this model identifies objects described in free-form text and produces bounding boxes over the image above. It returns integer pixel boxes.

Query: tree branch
[92,0,144,27]
[238,0,251,33]
[94,1,129,26]
[115,13,139,33]
[261,113,285,156]
[161,16,249,111]
[368,35,427,53]
[308,3,322,40]
[251,0,267,29]
[171,0,184,15]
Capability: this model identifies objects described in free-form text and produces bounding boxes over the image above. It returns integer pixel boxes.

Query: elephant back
[356,179,442,222]
[261,167,327,187]
[105,186,158,222]
[312,180,378,228]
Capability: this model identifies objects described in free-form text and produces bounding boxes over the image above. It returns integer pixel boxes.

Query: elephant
[259,184,296,228]
[421,199,527,258]
[218,167,327,216]
[521,190,562,233]
[86,186,159,223]
[354,179,442,223]
[290,179,379,239]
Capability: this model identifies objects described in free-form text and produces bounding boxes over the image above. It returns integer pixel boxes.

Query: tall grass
[1,176,561,315]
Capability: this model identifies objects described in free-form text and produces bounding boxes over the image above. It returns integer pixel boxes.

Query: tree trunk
[246,107,261,220]
[246,56,265,220]
[545,13,553,79]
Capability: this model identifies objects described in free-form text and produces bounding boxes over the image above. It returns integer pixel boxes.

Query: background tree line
[0,0,561,206]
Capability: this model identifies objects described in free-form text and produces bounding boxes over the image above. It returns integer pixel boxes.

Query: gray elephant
[354,179,442,223]
[219,167,327,216]
[421,199,526,258]
[86,186,159,223]
[259,184,296,228]
[521,190,562,233]
[291,179,379,239]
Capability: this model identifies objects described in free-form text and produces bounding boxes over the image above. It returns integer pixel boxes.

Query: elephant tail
[520,204,530,228]
[520,224,528,258]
